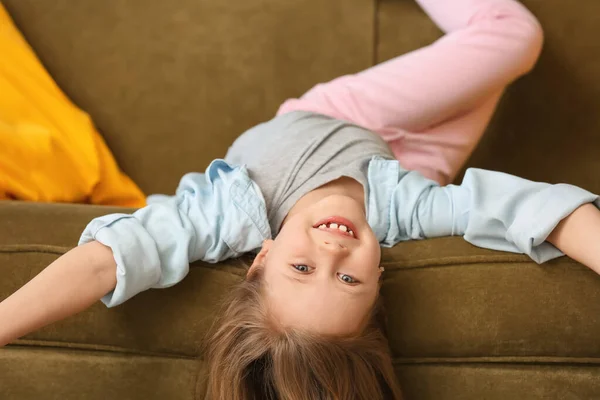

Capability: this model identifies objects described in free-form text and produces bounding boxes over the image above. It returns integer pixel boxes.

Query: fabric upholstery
[1,0,600,398]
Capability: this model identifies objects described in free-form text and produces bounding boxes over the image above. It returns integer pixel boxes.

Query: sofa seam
[380,255,582,270]
[372,0,380,66]
[0,244,71,255]
[0,244,248,277]
[6,340,198,360]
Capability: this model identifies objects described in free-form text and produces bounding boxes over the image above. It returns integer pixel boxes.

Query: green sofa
[2,0,600,398]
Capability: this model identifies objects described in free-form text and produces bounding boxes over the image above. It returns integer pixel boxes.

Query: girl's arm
[0,160,268,346]
[77,161,268,308]
[0,241,116,347]
[380,163,600,269]
[547,204,600,274]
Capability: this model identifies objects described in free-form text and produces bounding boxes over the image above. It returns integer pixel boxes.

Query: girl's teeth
[316,222,356,237]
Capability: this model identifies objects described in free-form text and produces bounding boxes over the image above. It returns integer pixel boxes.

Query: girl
[2,0,600,399]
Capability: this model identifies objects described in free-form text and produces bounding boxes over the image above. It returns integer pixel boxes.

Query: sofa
[1,0,600,398]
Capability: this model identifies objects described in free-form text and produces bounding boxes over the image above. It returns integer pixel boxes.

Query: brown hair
[204,267,402,400]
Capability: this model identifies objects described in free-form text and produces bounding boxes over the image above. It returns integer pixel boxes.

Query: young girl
[2,0,600,398]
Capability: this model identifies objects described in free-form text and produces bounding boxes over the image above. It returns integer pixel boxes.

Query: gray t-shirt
[224,111,395,235]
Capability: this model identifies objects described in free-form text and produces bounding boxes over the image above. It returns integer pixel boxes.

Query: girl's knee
[474,1,544,72]
[510,6,544,72]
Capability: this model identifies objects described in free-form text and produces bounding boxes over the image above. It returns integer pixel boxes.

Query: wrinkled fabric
[80,160,270,307]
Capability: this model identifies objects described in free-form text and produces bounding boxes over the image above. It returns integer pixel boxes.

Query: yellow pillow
[0,4,145,207]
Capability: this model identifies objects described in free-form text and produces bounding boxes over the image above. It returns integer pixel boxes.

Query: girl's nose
[323,240,347,251]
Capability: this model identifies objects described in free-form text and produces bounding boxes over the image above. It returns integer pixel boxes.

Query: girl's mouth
[313,216,359,239]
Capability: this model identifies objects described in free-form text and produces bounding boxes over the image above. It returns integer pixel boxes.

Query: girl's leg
[394,91,503,184]
[277,0,543,184]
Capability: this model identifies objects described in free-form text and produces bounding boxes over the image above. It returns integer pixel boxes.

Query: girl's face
[249,191,382,335]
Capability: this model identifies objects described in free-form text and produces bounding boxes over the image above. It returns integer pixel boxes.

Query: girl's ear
[247,239,273,277]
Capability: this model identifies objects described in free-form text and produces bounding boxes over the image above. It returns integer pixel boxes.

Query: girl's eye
[292,264,311,273]
[338,274,357,284]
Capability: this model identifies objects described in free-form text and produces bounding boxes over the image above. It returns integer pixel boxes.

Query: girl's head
[253,176,384,335]
[206,180,401,398]
[205,268,402,399]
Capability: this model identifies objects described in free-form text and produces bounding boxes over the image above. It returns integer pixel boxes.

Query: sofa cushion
[381,237,600,360]
[0,347,206,400]
[395,363,600,400]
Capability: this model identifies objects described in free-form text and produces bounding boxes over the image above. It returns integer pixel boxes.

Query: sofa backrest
[4,0,600,194]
